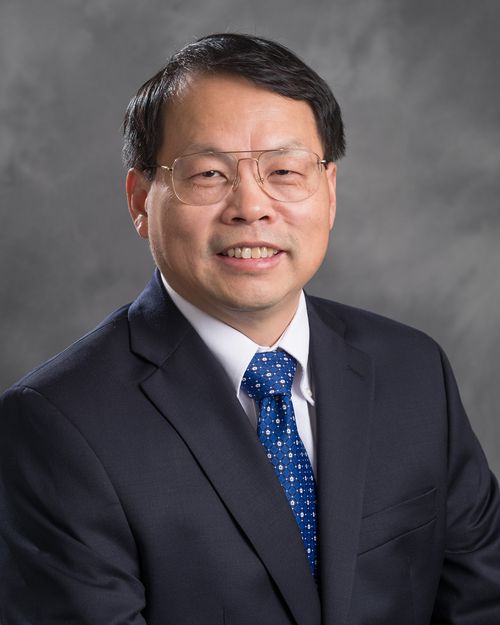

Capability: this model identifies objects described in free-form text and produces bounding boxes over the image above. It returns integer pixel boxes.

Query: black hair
[122,33,345,179]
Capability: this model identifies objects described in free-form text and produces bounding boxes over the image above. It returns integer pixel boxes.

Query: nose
[220,157,275,224]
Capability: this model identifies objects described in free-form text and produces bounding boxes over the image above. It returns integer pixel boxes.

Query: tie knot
[241,351,297,401]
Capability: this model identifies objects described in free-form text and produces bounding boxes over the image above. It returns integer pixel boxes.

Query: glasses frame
[152,148,328,205]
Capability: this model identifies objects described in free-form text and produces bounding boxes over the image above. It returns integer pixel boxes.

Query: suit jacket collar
[127,270,192,367]
[307,297,373,625]
[128,273,373,625]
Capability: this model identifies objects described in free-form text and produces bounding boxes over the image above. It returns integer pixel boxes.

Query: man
[1,33,499,625]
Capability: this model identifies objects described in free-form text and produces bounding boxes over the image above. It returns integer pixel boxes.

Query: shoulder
[3,303,133,399]
[307,294,443,367]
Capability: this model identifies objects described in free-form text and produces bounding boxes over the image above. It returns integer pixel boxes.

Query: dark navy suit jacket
[1,270,500,624]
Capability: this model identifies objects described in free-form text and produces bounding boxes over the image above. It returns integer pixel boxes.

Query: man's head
[124,34,345,344]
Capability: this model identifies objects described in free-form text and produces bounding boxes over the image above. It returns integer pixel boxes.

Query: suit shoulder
[6,304,132,396]
[307,294,441,356]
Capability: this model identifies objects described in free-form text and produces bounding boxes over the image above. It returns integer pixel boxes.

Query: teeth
[224,246,278,259]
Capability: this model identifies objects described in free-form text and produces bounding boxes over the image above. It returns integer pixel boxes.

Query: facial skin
[127,74,336,345]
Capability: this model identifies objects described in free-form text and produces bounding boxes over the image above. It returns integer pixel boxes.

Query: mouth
[219,246,280,259]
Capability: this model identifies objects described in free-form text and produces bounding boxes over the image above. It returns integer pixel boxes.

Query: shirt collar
[161,274,314,405]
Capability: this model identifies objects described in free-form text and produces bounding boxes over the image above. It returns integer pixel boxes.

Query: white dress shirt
[161,275,317,473]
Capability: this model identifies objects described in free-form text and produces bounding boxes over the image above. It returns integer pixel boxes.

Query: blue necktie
[241,350,317,576]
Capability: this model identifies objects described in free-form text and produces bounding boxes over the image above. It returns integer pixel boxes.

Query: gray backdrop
[1,0,499,477]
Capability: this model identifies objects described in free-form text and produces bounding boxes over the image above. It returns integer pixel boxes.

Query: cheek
[152,210,211,264]
[316,199,335,240]
[304,208,332,242]
[296,211,332,269]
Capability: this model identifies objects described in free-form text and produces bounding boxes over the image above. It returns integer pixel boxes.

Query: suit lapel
[307,299,373,625]
[128,273,320,625]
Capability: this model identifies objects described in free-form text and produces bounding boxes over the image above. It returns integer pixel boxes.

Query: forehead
[159,73,322,158]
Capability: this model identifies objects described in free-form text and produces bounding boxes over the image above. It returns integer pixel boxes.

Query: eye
[187,168,229,188]
[268,168,303,181]
[197,170,223,179]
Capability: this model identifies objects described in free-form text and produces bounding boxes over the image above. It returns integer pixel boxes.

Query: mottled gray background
[1,0,499,476]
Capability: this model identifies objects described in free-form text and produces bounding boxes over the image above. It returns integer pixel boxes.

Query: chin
[218,291,295,315]
[224,301,274,313]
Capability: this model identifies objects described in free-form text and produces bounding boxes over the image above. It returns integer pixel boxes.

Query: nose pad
[253,158,265,186]
[233,174,264,189]
[232,175,241,191]
[232,156,262,193]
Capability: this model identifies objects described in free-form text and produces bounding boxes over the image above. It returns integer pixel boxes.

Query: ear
[126,168,151,239]
[325,162,337,230]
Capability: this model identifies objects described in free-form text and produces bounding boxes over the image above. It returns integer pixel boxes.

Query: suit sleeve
[0,386,148,625]
[432,349,500,623]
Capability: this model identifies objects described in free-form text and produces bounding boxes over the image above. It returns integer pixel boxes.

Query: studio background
[1,0,499,477]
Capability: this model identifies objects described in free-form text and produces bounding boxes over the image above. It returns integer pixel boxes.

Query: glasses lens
[170,149,323,205]
[172,153,234,205]
[259,149,322,202]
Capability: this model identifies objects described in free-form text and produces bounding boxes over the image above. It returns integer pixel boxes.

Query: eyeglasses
[152,148,327,206]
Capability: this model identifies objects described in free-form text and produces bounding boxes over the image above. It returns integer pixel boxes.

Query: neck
[160,273,301,346]
[214,306,296,347]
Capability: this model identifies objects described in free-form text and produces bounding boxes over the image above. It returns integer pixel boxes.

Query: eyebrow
[180,140,309,156]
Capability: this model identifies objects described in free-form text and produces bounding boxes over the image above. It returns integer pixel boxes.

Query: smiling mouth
[221,246,279,259]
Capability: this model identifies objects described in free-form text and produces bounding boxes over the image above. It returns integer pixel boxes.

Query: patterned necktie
[241,350,317,576]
